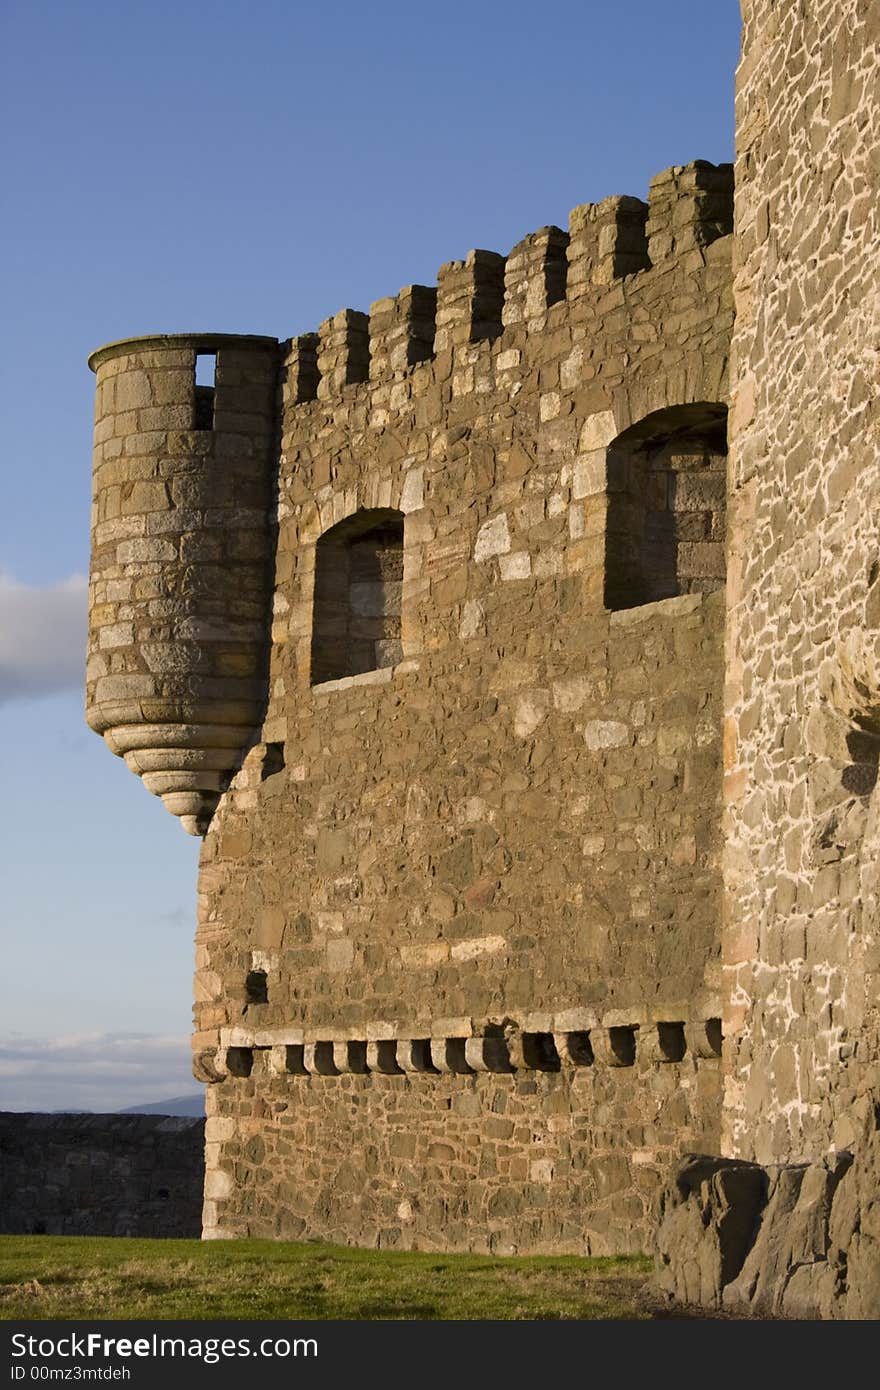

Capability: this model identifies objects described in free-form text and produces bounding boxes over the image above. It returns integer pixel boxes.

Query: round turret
[87,333,280,834]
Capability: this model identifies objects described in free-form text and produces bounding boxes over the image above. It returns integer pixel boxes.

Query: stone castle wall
[723,0,880,1165]
[191,166,733,1250]
[82,0,880,1308]
[87,162,735,1253]
[203,1056,719,1254]
[0,1114,204,1238]
[650,0,880,1319]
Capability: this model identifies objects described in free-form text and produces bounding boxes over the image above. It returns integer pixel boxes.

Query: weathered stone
[654,1126,880,1319]
[0,1114,203,1238]
[80,1,877,1312]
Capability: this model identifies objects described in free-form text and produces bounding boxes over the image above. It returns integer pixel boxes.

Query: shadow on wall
[604,403,728,611]
[311,508,405,684]
[0,1114,205,1237]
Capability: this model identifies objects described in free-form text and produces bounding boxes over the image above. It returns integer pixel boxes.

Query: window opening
[311,509,404,684]
[245,969,268,1005]
[604,404,727,610]
[193,353,216,430]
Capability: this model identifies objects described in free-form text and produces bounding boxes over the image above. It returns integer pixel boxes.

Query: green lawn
[0,1236,653,1321]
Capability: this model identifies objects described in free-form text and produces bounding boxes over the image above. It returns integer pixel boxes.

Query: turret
[86,333,280,835]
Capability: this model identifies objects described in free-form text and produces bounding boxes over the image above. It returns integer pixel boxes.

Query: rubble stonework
[86,334,278,836]
[0,1114,204,1237]
[88,165,732,1255]
[723,0,880,1174]
[84,0,878,1314]
[653,0,879,1315]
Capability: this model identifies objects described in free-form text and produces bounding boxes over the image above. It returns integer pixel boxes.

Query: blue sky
[0,0,741,1110]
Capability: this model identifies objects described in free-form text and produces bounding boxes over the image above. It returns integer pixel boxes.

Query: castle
[85,1,878,1315]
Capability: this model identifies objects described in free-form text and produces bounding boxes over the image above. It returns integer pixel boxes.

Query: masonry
[0,1114,204,1237]
[84,0,878,1313]
[87,162,732,1254]
[654,0,879,1317]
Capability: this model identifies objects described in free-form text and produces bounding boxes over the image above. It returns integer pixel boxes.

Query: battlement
[87,161,733,833]
[274,160,732,405]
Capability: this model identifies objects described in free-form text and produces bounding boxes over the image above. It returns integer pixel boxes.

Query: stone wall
[652,0,879,1319]
[0,1114,205,1238]
[83,0,880,1307]
[203,1052,719,1254]
[723,0,880,1164]
[172,163,735,1249]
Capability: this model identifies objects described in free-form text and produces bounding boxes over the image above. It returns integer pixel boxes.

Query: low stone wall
[0,1113,205,1238]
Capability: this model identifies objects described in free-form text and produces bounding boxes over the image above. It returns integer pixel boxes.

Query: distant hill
[118,1095,205,1118]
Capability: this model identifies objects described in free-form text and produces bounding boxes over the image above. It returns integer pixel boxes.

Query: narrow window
[245,969,268,1004]
[604,403,727,610]
[193,353,216,430]
[311,509,404,684]
[260,742,285,781]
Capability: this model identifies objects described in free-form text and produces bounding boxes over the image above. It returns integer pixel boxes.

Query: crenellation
[317,309,370,397]
[646,161,734,266]
[284,333,320,404]
[434,249,506,351]
[369,284,437,378]
[502,226,569,331]
[567,195,649,295]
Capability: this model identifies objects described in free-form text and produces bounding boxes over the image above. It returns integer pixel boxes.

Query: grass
[0,1236,654,1321]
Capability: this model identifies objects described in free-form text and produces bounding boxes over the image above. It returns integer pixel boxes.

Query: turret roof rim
[88,333,280,372]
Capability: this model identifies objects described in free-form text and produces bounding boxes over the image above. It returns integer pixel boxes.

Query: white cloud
[0,1032,198,1113]
[0,572,88,703]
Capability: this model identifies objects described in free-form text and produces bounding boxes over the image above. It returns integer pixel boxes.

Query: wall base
[202,1059,720,1256]
[652,1107,880,1318]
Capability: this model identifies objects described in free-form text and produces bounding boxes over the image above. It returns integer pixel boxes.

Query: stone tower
[653,0,879,1318]
[87,335,278,835]
[725,0,879,1171]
